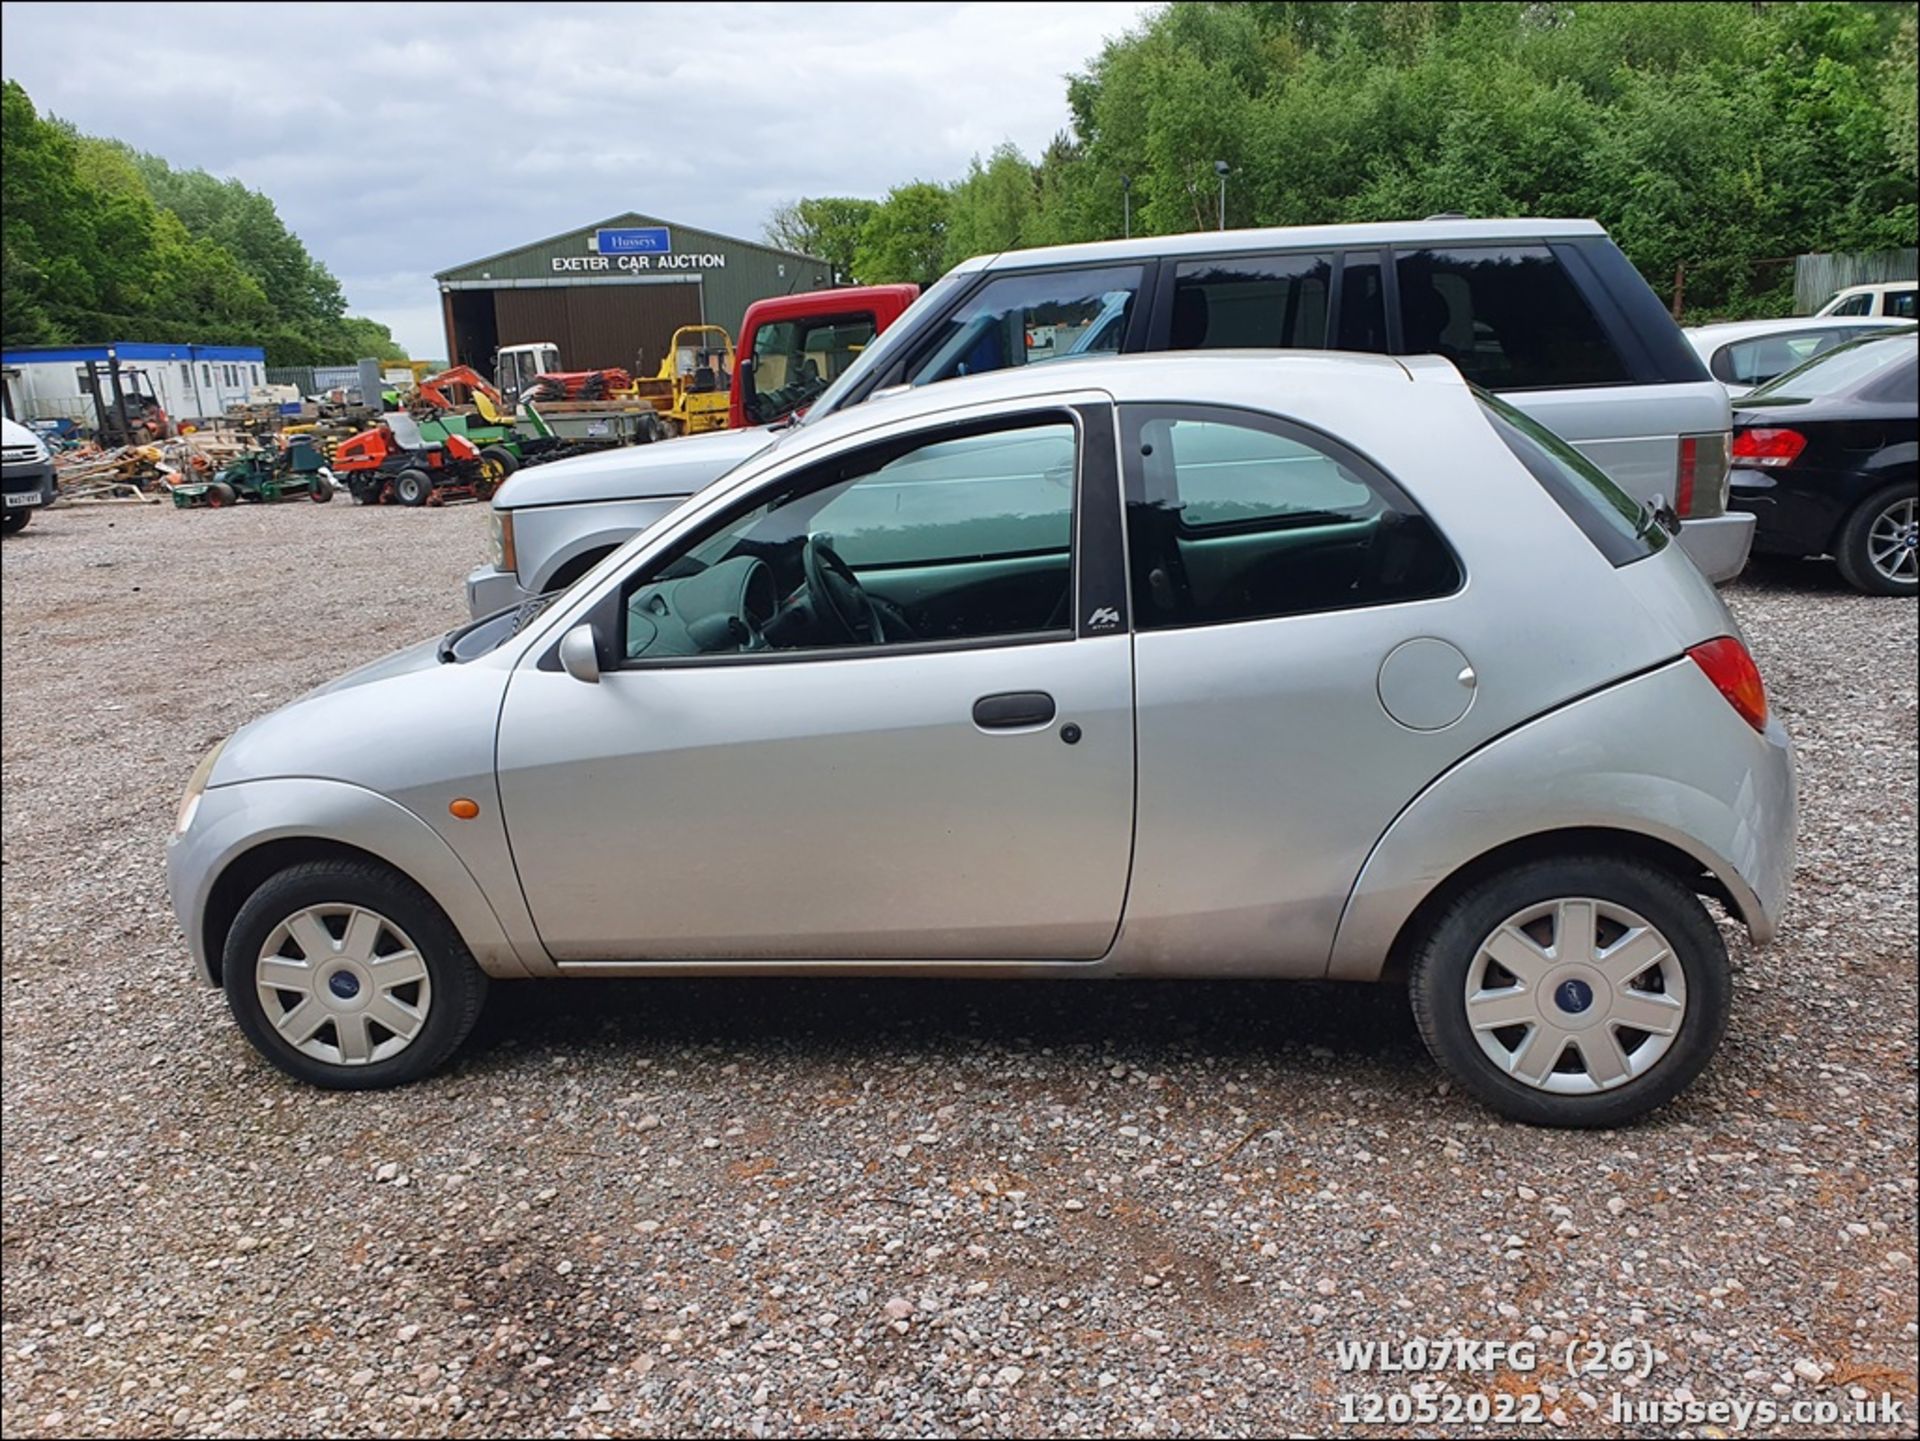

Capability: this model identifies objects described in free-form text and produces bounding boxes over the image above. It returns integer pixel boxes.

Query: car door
[494,402,1136,962]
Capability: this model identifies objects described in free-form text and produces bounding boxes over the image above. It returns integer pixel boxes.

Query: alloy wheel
[255,904,432,1065]
[1867,496,1918,585]
[1463,898,1687,1094]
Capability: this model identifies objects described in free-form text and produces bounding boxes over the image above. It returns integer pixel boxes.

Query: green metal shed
[434,213,831,376]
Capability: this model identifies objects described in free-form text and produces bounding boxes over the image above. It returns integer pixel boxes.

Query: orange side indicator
[449,798,481,820]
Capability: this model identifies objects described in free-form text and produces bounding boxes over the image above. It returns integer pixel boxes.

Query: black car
[1728,331,1918,595]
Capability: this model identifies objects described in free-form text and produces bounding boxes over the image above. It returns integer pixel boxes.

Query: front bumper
[2,458,57,510]
[1675,511,1754,584]
[467,563,534,619]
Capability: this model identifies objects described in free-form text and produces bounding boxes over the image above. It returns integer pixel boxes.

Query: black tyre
[205,481,237,508]
[223,858,489,1089]
[393,468,434,507]
[1409,855,1730,1128]
[308,476,334,503]
[1834,482,1918,596]
[478,444,519,479]
[1,507,29,534]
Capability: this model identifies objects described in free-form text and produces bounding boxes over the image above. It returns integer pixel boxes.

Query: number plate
[4,492,35,508]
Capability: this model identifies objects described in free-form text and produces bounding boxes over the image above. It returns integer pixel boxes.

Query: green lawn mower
[172,437,335,509]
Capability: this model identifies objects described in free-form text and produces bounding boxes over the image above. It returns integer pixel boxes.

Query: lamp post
[1215,160,1230,231]
[1121,174,1132,240]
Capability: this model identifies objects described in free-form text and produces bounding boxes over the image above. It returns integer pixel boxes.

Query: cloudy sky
[1,1,1151,357]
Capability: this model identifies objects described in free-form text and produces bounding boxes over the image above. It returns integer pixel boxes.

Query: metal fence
[1794,249,1918,314]
[263,364,364,396]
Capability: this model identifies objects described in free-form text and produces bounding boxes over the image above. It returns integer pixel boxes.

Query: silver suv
[469,217,1747,616]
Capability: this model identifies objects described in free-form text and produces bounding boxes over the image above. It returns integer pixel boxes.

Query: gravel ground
[2,502,1915,1439]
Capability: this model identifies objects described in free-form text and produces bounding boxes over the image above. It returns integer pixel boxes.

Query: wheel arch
[202,837,393,986]
[175,777,535,987]
[544,544,618,594]
[1370,827,1744,984]
[1326,661,1795,982]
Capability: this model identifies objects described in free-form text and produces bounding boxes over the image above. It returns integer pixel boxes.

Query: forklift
[76,357,170,445]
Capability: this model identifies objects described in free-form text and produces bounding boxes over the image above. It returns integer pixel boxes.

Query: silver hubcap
[1464,898,1687,1094]
[1867,497,1918,583]
[256,905,431,1066]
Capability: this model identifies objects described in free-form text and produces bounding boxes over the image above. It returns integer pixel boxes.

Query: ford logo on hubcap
[328,970,361,1000]
[1555,978,1594,1014]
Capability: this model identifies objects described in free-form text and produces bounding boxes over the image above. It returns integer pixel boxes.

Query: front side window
[1170,253,1331,350]
[745,313,877,424]
[1396,245,1628,389]
[907,267,1144,385]
[621,418,1078,661]
[1123,407,1459,628]
[1829,292,1872,316]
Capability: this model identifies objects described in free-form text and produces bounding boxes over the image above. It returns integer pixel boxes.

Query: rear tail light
[1687,636,1768,733]
[1730,426,1805,469]
[1675,431,1732,517]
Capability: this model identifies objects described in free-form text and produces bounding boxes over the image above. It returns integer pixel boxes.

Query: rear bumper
[467,564,533,619]
[2,458,57,510]
[1676,511,1753,584]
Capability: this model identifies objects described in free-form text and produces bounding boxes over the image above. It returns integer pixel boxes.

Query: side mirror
[558,623,601,684]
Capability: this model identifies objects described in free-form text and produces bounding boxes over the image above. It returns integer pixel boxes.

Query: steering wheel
[802,534,886,644]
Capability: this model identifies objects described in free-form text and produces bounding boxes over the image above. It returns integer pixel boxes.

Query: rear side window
[1479,394,1666,566]
[907,266,1144,384]
[1170,253,1331,349]
[1888,291,1916,320]
[1397,246,1629,389]
[1123,407,1460,628]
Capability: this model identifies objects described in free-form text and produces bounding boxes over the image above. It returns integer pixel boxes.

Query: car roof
[1685,316,1915,345]
[744,351,1456,466]
[1832,281,1914,295]
[974,217,1606,272]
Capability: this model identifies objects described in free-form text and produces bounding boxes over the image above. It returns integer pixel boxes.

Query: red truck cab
[730,284,919,430]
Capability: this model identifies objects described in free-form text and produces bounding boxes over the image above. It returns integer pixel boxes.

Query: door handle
[972,691,1056,729]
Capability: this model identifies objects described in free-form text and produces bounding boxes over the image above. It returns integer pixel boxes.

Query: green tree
[2,79,403,362]
[944,144,1037,265]
[853,182,951,286]
[763,196,879,281]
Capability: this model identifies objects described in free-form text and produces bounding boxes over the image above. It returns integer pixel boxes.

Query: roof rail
[1423,212,1468,221]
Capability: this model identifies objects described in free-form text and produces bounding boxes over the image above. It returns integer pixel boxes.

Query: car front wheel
[1409,856,1730,1127]
[222,858,488,1089]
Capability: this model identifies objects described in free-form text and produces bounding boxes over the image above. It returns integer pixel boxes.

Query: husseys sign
[548,227,729,274]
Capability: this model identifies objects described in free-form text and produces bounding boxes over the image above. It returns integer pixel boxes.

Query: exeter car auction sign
[552,227,728,274]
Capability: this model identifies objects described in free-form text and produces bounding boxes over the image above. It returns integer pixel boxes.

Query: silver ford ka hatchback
[168,354,1796,1126]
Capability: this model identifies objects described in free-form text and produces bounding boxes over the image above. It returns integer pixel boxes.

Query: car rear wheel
[2,507,29,534]
[1835,484,1918,596]
[222,858,488,1089]
[1409,856,1730,1127]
